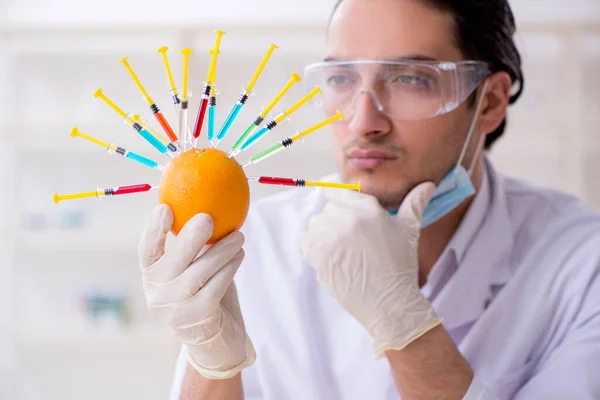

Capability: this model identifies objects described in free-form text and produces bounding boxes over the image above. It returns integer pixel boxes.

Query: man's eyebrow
[323,54,439,62]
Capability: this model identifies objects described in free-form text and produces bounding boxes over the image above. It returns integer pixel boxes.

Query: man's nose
[347,90,392,140]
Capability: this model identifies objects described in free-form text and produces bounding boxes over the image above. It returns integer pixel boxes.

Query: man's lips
[347,149,397,169]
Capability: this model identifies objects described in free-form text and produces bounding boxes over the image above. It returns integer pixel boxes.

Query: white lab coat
[169,157,600,400]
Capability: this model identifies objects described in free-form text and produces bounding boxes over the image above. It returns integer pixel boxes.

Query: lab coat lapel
[431,160,514,332]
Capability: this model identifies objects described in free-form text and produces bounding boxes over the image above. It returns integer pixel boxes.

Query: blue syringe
[70,127,165,170]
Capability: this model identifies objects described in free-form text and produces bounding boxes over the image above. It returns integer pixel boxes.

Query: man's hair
[329,0,524,149]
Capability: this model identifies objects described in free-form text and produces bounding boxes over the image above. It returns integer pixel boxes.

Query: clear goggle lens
[303,59,490,121]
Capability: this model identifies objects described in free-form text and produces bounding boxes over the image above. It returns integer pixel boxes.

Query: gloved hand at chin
[298,182,443,359]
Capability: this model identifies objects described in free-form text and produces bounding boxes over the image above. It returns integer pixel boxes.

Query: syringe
[207,85,218,145]
[157,46,180,107]
[120,56,179,144]
[157,46,185,142]
[248,176,361,192]
[94,89,175,158]
[242,110,343,168]
[232,85,322,156]
[192,30,226,144]
[229,72,302,157]
[213,43,278,147]
[53,183,158,204]
[131,114,178,153]
[207,49,220,146]
[180,48,193,151]
[70,127,165,171]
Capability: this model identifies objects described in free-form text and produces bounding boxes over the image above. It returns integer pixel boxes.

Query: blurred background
[0,0,599,399]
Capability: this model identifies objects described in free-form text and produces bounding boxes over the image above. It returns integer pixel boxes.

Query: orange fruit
[158,148,250,244]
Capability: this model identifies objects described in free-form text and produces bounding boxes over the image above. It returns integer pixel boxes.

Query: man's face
[327,0,478,210]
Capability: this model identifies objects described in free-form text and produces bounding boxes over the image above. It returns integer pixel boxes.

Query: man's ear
[479,71,512,135]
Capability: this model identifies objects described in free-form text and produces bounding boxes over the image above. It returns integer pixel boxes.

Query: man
[138,0,600,399]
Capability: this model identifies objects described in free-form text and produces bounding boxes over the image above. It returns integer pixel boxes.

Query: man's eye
[392,74,431,88]
[326,75,354,86]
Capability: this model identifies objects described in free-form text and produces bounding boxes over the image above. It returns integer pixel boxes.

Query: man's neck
[417,158,485,287]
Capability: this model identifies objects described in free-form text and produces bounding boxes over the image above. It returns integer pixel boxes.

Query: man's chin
[342,170,407,205]
[342,164,397,186]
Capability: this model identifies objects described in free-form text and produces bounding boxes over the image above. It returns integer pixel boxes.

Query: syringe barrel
[258,176,296,187]
[249,143,285,165]
[193,95,210,139]
[208,104,217,142]
[113,184,153,195]
[240,126,270,151]
[138,129,168,154]
[232,123,260,152]
[217,103,245,140]
[153,110,178,143]
[179,105,190,150]
[126,152,161,170]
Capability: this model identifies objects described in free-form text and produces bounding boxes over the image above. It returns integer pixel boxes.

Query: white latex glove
[298,182,443,359]
[138,204,256,379]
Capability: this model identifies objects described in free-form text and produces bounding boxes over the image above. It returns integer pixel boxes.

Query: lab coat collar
[449,158,491,265]
[421,158,491,299]
[430,156,515,331]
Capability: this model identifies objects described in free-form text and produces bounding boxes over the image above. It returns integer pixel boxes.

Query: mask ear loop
[454,79,490,173]
[468,135,486,176]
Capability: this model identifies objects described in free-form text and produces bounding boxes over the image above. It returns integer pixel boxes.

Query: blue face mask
[419,165,475,227]
[387,166,475,226]
[390,80,489,227]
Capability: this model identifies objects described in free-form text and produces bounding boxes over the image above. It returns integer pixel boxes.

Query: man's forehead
[326,0,462,62]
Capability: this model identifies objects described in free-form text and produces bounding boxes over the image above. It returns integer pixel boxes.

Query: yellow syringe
[94,88,175,157]
[242,110,344,168]
[213,43,279,146]
[229,72,303,157]
[248,175,360,192]
[120,56,178,143]
[70,127,164,170]
[192,30,226,142]
[232,85,323,155]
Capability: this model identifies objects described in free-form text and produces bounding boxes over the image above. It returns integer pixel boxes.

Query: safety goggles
[303,59,491,121]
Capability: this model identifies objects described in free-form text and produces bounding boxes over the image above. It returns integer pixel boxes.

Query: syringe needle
[229,72,302,157]
[70,127,165,171]
[215,43,278,146]
[120,56,179,143]
[242,110,343,168]
[247,175,361,192]
[233,85,322,156]
[53,184,158,204]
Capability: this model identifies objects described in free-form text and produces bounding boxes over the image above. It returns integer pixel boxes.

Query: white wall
[4,0,600,27]
[4,0,337,27]
[511,0,600,22]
